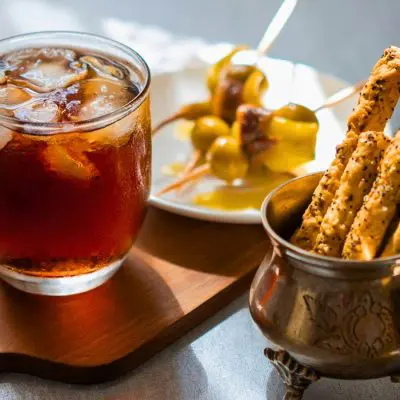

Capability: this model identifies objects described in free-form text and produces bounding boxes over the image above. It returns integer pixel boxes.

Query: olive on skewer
[211,64,268,124]
[186,115,230,169]
[238,80,366,172]
[180,115,231,180]
[153,0,299,134]
[153,0,300,135]
[157,80,365,196]
[175,78,364,182]
[157,108,314,196]
[208,136,249,182]
[191,116,231,152]
[273,103,318,123]
[271,79,366,123]
[208,0,297,123]
[256,80,366,172]
[180,89,268,181]
[238,104,319,173]
[157,136,248,196]
[152,48,269,134]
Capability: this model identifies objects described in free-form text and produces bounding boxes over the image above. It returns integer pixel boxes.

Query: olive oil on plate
[193,169,292,211]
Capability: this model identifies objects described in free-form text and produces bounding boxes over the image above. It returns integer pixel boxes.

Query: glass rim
[0,31,151,134]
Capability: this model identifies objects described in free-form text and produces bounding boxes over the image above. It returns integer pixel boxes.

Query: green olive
[274,103,318,124]
[191,116,230,152]
[207,136,249,182]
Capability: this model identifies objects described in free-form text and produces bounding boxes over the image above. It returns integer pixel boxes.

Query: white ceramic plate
[149,57,357,224]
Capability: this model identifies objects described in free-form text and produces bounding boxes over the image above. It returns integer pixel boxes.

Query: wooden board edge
[0,267,257,384]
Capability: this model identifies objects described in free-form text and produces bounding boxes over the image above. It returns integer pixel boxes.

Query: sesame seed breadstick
[313,131,390,257]
[291,46,400,250]
[380,216,400,257]
[343,132,400,260]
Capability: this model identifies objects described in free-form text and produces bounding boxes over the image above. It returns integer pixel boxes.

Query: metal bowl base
[265,347,400,400]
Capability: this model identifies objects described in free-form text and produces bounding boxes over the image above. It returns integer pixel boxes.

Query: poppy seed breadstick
[343,132,400,260]
[313,131,390,257]
[381,216,400,257]
[291,46,400,250]
[348,48,400,133]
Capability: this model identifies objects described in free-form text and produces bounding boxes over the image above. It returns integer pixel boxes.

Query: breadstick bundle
[291,46,400,260]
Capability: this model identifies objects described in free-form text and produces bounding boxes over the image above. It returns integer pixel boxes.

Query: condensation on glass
[0,32,151,295]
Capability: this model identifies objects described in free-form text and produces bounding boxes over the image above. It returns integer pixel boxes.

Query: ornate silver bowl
[249,172,400,399]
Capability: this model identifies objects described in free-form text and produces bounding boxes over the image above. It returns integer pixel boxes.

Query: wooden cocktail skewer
[231,0,298,67]
[158,164,210,196]
[176,149,202,194]
[181,150,201,175]
[314,80,366,113]
[157,79,366,197]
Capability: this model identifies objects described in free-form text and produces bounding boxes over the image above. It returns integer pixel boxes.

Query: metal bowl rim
[261,172,400,269]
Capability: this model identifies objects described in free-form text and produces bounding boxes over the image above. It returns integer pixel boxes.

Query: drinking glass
[0,32,151,295]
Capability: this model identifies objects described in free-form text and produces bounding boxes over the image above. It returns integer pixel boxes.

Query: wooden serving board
[0,207,270,384]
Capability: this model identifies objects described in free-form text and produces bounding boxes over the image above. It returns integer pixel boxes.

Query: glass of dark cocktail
[0,32,151,295]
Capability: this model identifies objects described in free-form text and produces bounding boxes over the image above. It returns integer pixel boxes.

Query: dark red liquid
[0,99,151,277]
